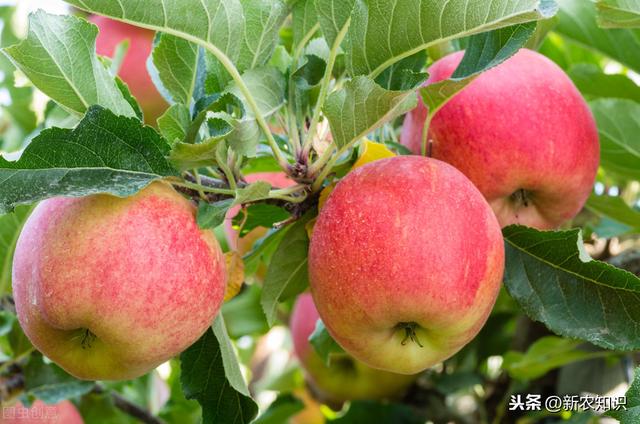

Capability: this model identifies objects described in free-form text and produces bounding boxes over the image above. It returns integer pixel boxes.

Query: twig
[93,385,164,424]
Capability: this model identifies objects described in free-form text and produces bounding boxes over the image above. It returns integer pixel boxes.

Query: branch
[92,385,164,424]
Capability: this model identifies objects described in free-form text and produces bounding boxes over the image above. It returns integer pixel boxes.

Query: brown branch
[92,385,164,424]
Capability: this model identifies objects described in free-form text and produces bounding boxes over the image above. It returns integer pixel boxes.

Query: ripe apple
[90,15,168,124]
[291,293,417,404]
[309,156,504,375]
[225,172,295,254]
[0,400,83,424]
[400,49,600,229]
[12,182,226,381]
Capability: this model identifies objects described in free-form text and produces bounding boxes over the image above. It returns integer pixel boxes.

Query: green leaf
[421,22,537,123]
[169,116,235,171]
[589,98,640,181]
[0,205,33,294]
[0,106,177,214]
[596,0,640,28]
[3,11,135,118]
[243,227,289,276]
[330,401,424,424]
[151,34,199,105]
[197,199,234,230]
[606,366,640,422]
[586,195,640,235]
[503,225,640,351]
[254,394,304,424]
[502,336,612,380]
[374,51,427,91]
[309,319,345,366]
[324,76,419,149]
[212,315,251,396]
[232,204,290,236]
[65,0,288,74]
[222,285,270,338]
[556,0,640,73]
[227,66,286,156]
[292,54,327,90]
[293,0,320,48]
[158,104,191,144]
[337,0,558,77]
[181,328,258,424]
[569,64,640,103]
[234,181,273,206]
[23,353,94,404]
[261,215,312,326]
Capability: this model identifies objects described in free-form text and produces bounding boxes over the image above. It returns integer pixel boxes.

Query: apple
[290,293,417,404]
[308,156,504,375]
[90,15,168,124]
[225,172,295,254]
[12,182,226,381]
[0,400,83,424]
[400,49,600,229]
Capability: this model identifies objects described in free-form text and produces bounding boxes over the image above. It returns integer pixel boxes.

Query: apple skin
[0,400,83,424]
[400,49,600,229]
[12,182,226,381]
[309,156,504,375]
[290,293,417,404]
[90,16,168,124]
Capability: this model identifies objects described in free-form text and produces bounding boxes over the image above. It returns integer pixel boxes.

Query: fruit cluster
[10,46,598,404]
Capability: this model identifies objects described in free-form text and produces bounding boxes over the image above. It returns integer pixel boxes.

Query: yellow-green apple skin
[12,182,226,381]
[309,156,504,375]
[401,49,600,229]
[0,400,83,424]
[90,15,168,124]
[291,293,417,404]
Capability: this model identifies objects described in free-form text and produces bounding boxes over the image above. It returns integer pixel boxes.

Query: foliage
[0,0,638,423]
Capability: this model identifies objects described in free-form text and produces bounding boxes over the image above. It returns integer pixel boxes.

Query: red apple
[12,182,226,380]
[290,293,417,404]
[90,16,168,124]
[401,49,600,229]
[0,400,83,424]
[309,156,504,375]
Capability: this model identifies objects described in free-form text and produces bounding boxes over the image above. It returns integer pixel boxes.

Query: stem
[92,385,164,424]
[307,145,336,176]
[191,170,206,200]
[170,180,235,196]
[216,149,237,191]
[311,142,353,192]
[0,348,35,375]
[206,167,224,180]
[303,18,351,155]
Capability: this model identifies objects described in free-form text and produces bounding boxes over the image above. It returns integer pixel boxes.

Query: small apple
[0,400,83,424]
[90,15,168,124]
[12,182,226,381]
[309,156,504,375]
[401,49,599,229]
[290,293,417,404]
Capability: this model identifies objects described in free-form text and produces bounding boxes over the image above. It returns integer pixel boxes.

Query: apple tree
[0,0,639,423]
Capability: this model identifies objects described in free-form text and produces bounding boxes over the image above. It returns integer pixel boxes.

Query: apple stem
[399,322,424,348]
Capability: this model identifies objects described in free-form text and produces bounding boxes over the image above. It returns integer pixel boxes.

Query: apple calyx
[510,189,531,208]
[80,329,97,350]
[397,322,424,348]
